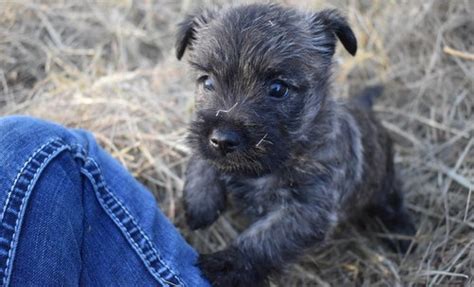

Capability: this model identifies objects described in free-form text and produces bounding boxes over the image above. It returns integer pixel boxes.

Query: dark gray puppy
[176,4,415,286]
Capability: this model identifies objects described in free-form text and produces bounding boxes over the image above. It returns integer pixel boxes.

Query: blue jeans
[0,116,210,286]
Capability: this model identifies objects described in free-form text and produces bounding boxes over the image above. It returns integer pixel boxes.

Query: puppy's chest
[222,175,294,216]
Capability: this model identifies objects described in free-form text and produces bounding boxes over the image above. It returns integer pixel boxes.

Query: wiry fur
[176,4,416,286]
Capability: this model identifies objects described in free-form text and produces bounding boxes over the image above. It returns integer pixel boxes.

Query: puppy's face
[177,4,356,176]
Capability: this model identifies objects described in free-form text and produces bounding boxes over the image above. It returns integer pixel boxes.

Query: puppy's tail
[351,85,384,110]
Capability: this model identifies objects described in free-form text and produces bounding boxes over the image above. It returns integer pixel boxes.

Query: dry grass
[1,0,473,286]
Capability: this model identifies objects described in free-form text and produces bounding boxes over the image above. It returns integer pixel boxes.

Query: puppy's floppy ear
[311,9,357,56]
[176,10,216,60]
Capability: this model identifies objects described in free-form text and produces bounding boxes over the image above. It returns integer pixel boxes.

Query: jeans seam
[0,137,60,222]
[81,157,185,287]
[70,144,87,286]
[0,138,68,287]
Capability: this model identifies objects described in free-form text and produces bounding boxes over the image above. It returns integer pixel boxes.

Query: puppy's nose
[209,129,241,154]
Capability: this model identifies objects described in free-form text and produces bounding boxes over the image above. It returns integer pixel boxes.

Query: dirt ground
[1,0,473,286]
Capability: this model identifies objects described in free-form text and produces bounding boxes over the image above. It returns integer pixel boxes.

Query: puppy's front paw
[183,157,226,230]
[183,183,225,230]
[198,248,268,287]
[184,201,221,230]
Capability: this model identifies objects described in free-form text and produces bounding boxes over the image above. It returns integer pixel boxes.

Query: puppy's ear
[176,10,216,60]
[311,9,357,56]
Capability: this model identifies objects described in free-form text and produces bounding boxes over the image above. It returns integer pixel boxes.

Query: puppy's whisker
[216,102,239,117]
[255,133,268,148]
[263,139,273,145]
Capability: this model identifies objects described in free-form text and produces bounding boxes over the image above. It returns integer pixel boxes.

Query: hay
[1,0,472,285]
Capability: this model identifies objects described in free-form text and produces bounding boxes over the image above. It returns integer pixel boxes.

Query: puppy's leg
[183,156,226,230]
[198,196,336,287]
[369,184,417,253]
[367,162,416,253]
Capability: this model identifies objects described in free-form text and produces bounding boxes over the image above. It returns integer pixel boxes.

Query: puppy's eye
[268,81,289,98]
[198,75,215,91]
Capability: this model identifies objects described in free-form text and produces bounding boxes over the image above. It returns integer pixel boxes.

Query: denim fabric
[0,116,209,287]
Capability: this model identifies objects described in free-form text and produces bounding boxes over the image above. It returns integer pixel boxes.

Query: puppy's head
[177,4,356,176]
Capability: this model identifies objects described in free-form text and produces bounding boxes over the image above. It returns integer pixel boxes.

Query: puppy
[176,4,416,286]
